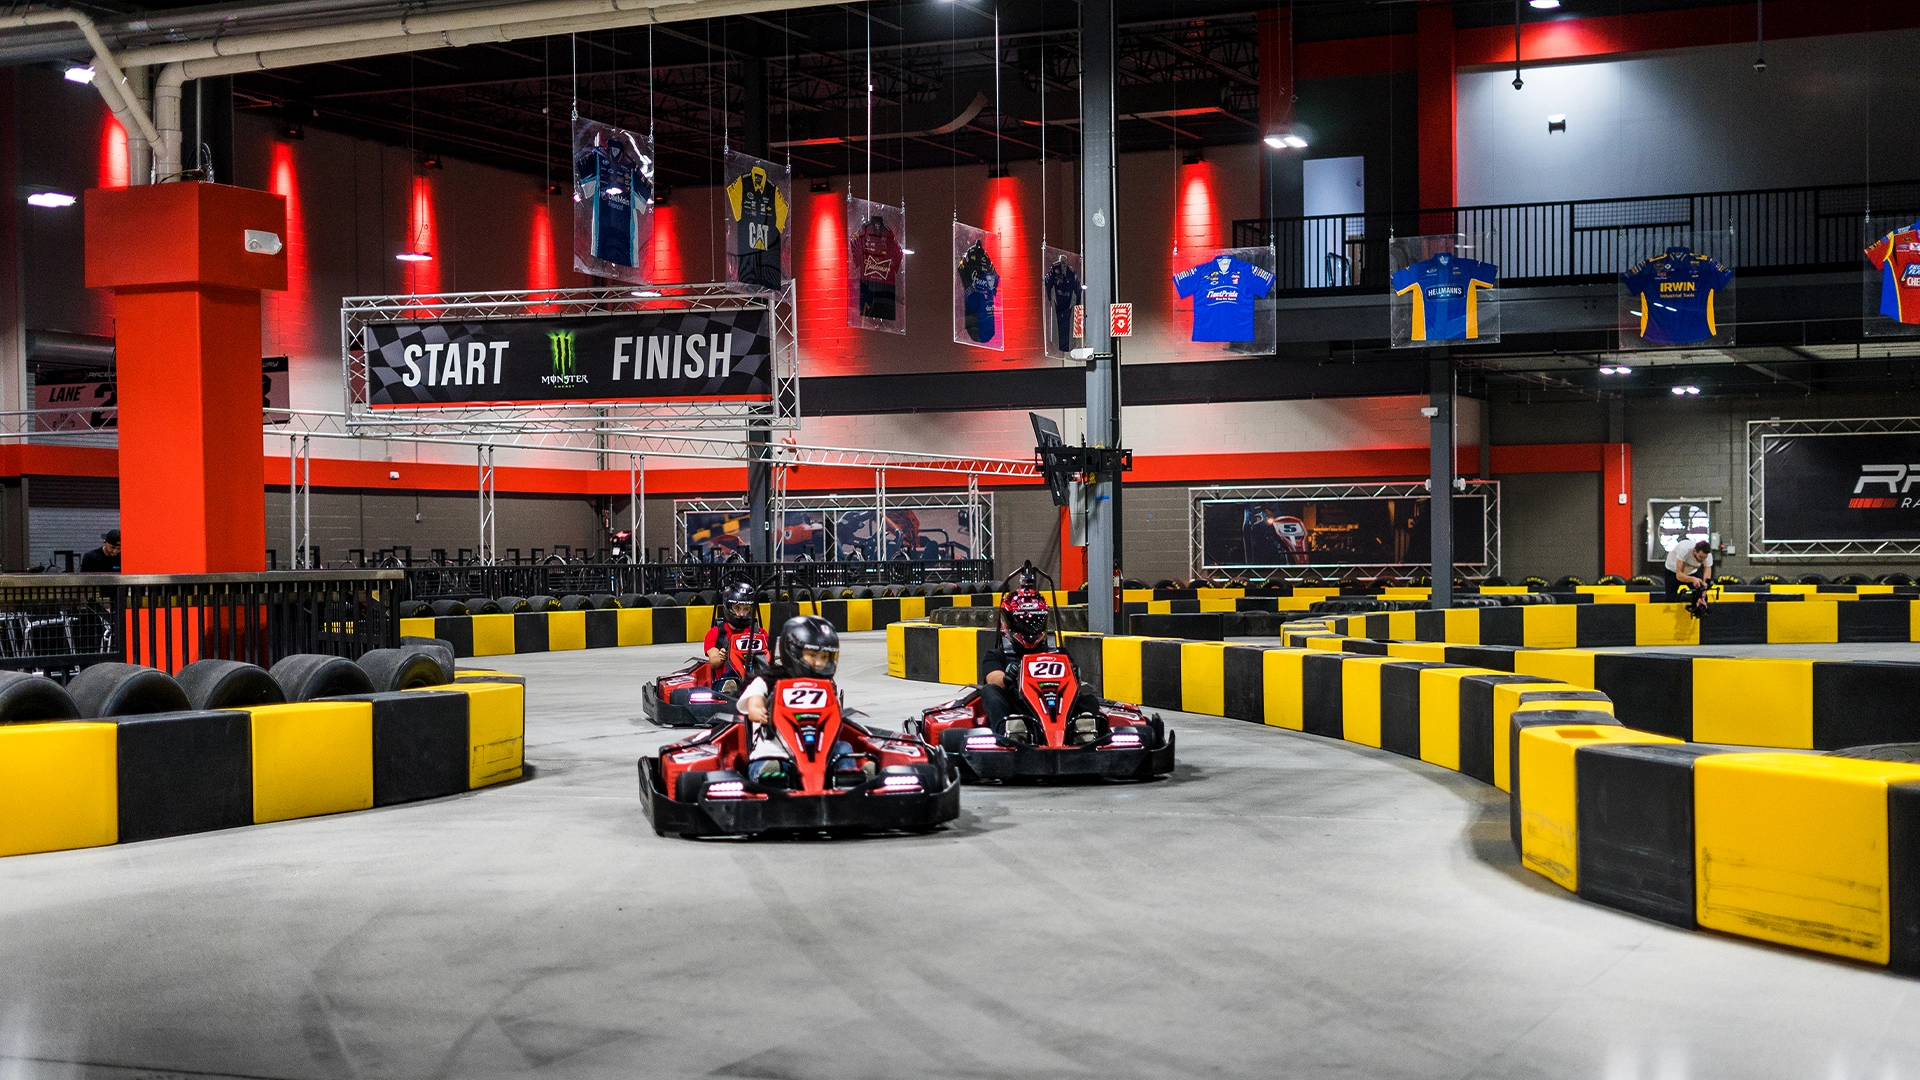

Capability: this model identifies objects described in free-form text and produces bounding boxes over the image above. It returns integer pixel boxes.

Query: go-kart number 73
[781,685,831,708]
[1024,659,1067,679]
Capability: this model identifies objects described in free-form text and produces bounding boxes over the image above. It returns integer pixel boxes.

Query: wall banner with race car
[677,492,993,564]
[362,308,773,408]
[1189,482,1499,576]
[1753,425,1920,547]
[35,357,290,432]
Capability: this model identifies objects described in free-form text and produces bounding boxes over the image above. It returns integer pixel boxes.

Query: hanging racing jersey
[1390,251,1499,342]
[852,215,904,321]
[1044,256,1082,352]
[1867,222,1920,324]
[1173,255,1276,342]
[725,155,791,291]
[1622,246,1735,345]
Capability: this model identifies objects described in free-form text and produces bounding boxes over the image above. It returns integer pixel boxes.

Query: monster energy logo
[541,331,588,387]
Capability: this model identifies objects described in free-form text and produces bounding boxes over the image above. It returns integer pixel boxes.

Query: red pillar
[1603,442,1633,577]
[85,182,286,573]
[1416,1,1458,230]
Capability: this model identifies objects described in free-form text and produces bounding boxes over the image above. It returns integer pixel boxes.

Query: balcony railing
[1233,179,1920,295]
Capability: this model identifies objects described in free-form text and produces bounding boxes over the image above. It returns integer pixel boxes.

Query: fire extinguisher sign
[1109,303,1133,337]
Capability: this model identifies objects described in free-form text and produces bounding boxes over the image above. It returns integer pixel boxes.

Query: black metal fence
[0,571,401,680]
[400,559,997,602]
[1233,179,1920,294]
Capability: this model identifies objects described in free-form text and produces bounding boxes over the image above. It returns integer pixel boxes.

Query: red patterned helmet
[1000,589,1051,650]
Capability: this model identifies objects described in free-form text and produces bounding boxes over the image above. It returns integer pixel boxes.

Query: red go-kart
[640,675,961,837]
[641,629,769,727]
[909,650,1176,781]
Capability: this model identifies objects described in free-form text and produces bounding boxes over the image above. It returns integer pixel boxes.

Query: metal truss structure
[1747,416,1920,560]
[1186,481,1503,583]
[677,488,995,565]
[339,283,800,437]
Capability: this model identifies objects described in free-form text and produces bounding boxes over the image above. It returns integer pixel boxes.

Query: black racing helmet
[722,580,758,629]
[777,615,840,679]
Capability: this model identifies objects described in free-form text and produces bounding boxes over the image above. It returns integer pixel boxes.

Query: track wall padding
[1575,742,1742,929]
[110,710,252,843]
[0,722,118,856]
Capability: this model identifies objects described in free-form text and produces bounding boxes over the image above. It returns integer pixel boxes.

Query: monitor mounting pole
[1082,0,1120,633]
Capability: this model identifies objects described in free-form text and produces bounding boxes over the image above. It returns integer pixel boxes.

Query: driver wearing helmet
[980,588,1096,742]
[704,580,768,690]
[738,615,869,785]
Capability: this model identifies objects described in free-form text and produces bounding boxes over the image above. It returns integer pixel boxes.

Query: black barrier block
[1446,644,1519,671]
[1838,598,1912,643]
[1129,613,1223,641]
[650,606,688,644]
[1224,612,1287,637]
[1699,602,1767,645]
[111,710,252,842]
[1478,608,1525,647]
[1594,653,1694,740]
[1222,646,1266,722]
[903,626,940,682]
[1152,589,1198,601]
[1413,610,1448,642]
[766,602,800,627]
[1068,590,1089,604]
[871,598,902,626]
[1575,742,1738,929]
[1457,674,1556,784]
[1812,661,1920,749]
[1362,613,1391,641]
[1381,662,1454,758]
[434,617,475,658]
[924,596,954,611]
[326,690,471,805]
[512,612,549,653]
[1510,709,1624,850]
[1064,635,1103,692]
[1343,638,1389,656]
[1164,600,1200,614]
[815,600,848,634]
[1236,598,1279,612]
[1573,604,1637,648]
[1890,781,1920,976]
[1140,640,1183,712]
[584,609,619,650]
[1301,653,1347,739]
[1121,602,1149,620]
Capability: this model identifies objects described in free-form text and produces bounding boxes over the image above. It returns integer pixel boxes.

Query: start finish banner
[363,308,772,408]
[1761,430,1920,542]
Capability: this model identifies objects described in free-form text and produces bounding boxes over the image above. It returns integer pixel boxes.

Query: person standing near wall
[79,530,120,573]
[1663,538,1712,603]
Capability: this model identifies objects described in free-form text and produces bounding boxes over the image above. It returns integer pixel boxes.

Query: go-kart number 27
[1025,659,1067,679]
[781,685,830,708]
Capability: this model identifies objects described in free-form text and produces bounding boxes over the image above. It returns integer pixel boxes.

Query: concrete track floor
[3,634,1919,1080]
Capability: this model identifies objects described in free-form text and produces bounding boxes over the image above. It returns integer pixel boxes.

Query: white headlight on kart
[965,733,1002,750]
[705,780,748,799]
[879,773,923,792]
[1104,731,1143,748]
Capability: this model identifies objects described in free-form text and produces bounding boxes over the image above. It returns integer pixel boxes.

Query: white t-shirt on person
[1665,540,1710,576]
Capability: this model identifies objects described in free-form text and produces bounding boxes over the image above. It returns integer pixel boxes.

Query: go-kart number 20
[781,685,831,708]
[1025,659,1067,679]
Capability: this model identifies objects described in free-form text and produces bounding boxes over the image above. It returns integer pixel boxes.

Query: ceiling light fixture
[62,65,94,84]
[1671,384,1701,395]
[395,251,433,263]
[26,192,76,208]
[1547,114,1567,133]
[1530,0,1561,8]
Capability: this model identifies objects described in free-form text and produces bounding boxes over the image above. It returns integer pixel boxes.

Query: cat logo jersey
[1622,246,1734,345]
[1390,252,1498,342]
[1866,222,1920,324]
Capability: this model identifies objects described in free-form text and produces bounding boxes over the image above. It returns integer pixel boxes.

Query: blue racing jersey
[575,140,651,268]
[1173,256,1275,342]
[1390,252,1498,342]
[1622,247,1734,345]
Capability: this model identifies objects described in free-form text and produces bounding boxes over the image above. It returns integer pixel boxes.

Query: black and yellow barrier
[1328,596,1920,649]
[0,677,525,859]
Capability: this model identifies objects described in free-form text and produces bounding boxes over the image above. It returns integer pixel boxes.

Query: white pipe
[153,63,185,182]
[126,65,152,185]
[0,9,159,151]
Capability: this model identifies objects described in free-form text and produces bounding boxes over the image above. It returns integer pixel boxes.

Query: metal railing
[0,571,401,680]
[1234,179,1920,294]
[400,560,997,602]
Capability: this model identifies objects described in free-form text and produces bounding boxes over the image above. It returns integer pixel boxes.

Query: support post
[1429,353,1454,609]
[875,468,887,563]
[1082,0,1120,634]
[477,444,496,566]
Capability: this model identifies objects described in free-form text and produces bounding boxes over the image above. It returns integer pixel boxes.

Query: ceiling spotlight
[422,154,443,170]
[26,192,76,208]
[62,65,94,84]
[1671,384,1700,395]
[1530,0,1561,8]
[809,178,830,193]
[1547,114,1567,133]
[395,251,434,263]
[631,289,662,297]
[1686,385,1701,395]
[1598,366,1615,375]
[1614,365,1632,374]
[1264,129,1309,150]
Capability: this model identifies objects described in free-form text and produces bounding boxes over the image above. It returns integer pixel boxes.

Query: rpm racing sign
[363,307,773,408]
[1761,430,1920,542]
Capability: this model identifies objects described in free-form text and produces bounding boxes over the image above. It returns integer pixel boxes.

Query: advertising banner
[1198,493,1488,569]
[571,117,654,284]
[35,358,289,430]
[1759,430,1920,542]
[363,309,773,408]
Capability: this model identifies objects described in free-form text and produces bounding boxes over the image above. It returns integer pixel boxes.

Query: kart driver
[738,615,870,785]
[980,588,1100,743]
[704,581,768,691]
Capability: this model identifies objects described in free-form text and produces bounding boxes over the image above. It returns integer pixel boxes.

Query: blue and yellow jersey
[1389,253,1498,342]
[1622,247,1734,345]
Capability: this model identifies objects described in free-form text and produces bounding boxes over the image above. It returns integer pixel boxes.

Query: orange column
[1416,0,1457,232]
[1603,442,1633,577]
[85,182,287,573]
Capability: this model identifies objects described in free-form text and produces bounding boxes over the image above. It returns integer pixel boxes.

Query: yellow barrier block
[1695,754,1920,966]
[1857,584,1895,596]
[1198,599,1237,613]
[683,605,717,641]
[938,627,982,686]
[617,607,653,646]
[1101,636,1145,705]
[1518,724,1681,891]
[1304,636,1347,652]
[1381,588,1431,600]
[1594,592,1650,604]
[248,701,375,824]
[1442,608,1482,644]
[1180,642,1228,716]
[845,600,874,633]
[1767,584,1818,595]
[1635,602,1700,646]
[1416,666,1498,770]
[1575,585,1628,595]
[1513,648,1596,688]
[470,613,516,656]
[1122,589,1154,603]
[1146,600,1172,615]
[1692,657,1813,749]
[1196,587,1244,601]
[898,597,926,620]
[400,616,435,639]
[1262,648,1308,730]
[1274,596,1317,611]
[418,681,527,788]
[1386,641,1448,661]
[1479,586,1531,595]
[1493,685,1614,791]
[1294,588,1341,602]
[1768,601,1838,644]
[1387,611,1417,641]
[546,610,587,651]
[1713,591,1756,602]
[0,722,117,856]
[885,623,906,678]
[1340,657,1397,748]
[1520,605,1579,648]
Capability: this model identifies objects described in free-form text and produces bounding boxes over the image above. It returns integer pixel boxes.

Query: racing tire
[429,599,469,617]
[524,595,562,612]
[495,595,531,613]
[589,593,620,609]
[270,654,376,702]
[399,637,458,682]
[68,662,191,718]
[672,591,700,606]
[558,594,594,611]
[619,593,651,608]
[399,600,434,618]
[357,648,449,692]
[695,590,719,606]
[175,659,285,711]
[465,597,501,615]
[0,670,80,724]
[647,593,679,607]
